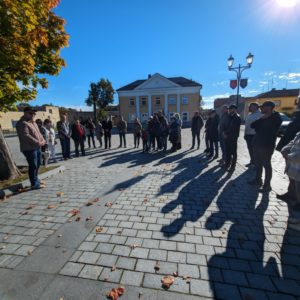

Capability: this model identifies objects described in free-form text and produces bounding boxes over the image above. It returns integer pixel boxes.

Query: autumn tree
[85,79,115,121]
[0,0,69,180]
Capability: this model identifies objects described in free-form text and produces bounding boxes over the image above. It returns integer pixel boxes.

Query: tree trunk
[0,129,21,180]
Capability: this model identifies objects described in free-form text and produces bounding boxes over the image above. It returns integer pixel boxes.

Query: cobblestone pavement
[1,128,299,300]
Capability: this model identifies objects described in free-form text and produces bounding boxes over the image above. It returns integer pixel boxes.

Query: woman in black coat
[207,110,219,158]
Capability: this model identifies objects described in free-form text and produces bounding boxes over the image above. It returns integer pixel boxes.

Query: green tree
[0,0,68,180]
[85,79,115,121]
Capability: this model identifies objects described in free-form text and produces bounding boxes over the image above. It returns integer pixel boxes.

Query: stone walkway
[0,129,299,300]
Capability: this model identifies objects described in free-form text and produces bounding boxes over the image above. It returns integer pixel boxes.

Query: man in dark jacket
[207,110,219,158]
[71,119,86,157]
[117,116,127,148]
[102,116,113,149]
[276,110,300,201]
[223,104,241,172]
[158,111,169,151]
[191,111,204,150]
[248,101,282,192]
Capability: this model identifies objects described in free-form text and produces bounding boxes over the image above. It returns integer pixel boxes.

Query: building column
[164,94,168,117]
[136,96,140,120]
[177,93,181,113]
[148,95,152,116]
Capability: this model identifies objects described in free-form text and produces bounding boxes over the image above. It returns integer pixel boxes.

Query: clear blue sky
[33,0,300,109]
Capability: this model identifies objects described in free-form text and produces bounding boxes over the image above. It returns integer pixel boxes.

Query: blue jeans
[60,138,70,158]
[23,149,41,187]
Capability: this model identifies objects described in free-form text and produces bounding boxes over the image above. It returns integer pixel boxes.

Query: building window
[141,98,147,106]
[49,109,53,114]
[155,97,161,105]
[128,113,136,122]
[129,99,135,106]
[182,96,189,105]
[182,112,189,122]
[169,96,176,105]
[141,113,148,122]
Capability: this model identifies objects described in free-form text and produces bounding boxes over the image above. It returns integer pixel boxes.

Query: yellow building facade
[244,88,299,115]
[0,106,60,131]
[117,73,202,124]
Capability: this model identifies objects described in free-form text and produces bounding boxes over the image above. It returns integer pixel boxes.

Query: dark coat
[207,115,219,141]
[276,111,300,151]
[251,112,282,149]
[71,123,86,142]
[224,113,241,140]
[102,120,113,133]
[191,115,204,133]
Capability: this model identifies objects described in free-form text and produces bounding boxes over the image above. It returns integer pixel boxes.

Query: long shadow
[160,165,232,237]
[206,172,300,299]
[88,148,130,159]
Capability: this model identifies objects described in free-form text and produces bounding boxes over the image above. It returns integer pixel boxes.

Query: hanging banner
[230,80,237,89]
[240,78,248,89]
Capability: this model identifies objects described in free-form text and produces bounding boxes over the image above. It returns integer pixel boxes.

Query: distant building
[0,105,60,131]
[244,88,300,116]
[117,73,202,125]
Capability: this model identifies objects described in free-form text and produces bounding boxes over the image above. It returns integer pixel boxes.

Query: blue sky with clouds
[33,0,300,109]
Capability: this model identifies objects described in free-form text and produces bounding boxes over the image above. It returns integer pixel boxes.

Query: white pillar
[148,95,152,116]
[164,94,168,117]
[177,93,181,113]
[136,96,140,120]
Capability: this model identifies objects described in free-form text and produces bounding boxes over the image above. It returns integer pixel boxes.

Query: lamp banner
[230,80,237,89]
[240,78,248,89]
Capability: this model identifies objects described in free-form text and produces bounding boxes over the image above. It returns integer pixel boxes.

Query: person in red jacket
[71,119,86,157]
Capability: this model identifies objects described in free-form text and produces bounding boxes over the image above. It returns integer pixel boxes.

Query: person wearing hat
[16,106,45,189]
[248,101,282,192]
[223,104,241,172]
[244,103,262,167]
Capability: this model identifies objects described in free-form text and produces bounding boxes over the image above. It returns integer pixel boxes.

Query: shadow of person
[160,166,232,237]
[205,171,297,299]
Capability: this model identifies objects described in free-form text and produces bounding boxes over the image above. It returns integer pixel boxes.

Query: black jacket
[102,120,113,133]
[71,123,85,141]
[191,116,204,133]
[224,113,241,140]
[207,115,219,141]
[276,111,300,151]
[251,112,282,149]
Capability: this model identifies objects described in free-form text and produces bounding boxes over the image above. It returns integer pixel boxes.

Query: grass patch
[0,165,59,189]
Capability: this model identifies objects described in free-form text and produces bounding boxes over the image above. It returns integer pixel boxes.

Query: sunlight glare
[276,0,297,7]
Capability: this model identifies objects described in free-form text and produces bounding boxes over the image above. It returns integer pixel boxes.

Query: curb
[0,165,66,199]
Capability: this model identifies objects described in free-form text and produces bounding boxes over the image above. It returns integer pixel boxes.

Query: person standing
[169,116,180,152]
[207,110,219,159]
[117,116,127,148]
[191,111,204,150]
[158,112,169,151]
[44,119,57,163]
[174,113,182,149]
[57,113,71,160]
[16,107,45,189]
[86,118,96,148]
[133,118,142,148]
[36,118,49,166]
[223,105,241,172]
[248,101,282,192]
[95,121,104,148]
[71,119,86,157]
[218,106,229,165]
[276,110,300,202]
[148,116,155,150]
[204,112,212,153]
[281,132,300,231]
[102,116,113,149]
[152,114,161,151]
[244,103,262,167]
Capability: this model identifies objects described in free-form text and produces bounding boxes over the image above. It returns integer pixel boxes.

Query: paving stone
[130,247,149,259]
[78,252,100,264]
[160,240,177,251]
[149,249,167,261]
[120,270,144,286]
[60,262,84,276]
[177,242,196,253]
[94,243,114,254]
[187,253,206,266]
[190,279,214,297]
[116,257,137,270]
[78,265,103,280]
[14,245,36,256]
[167,251,187,263]
[112,245,131,256]
[99,267,123,283]
[78,242,98,251]
[97,254,118,267]
[135,259,156,273]
[178,264,200,279]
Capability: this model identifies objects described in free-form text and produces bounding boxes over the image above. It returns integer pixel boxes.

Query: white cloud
[202,93,231,108]
[264,71,275,76]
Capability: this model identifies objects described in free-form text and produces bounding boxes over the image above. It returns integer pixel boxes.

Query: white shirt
[245,110,262,135]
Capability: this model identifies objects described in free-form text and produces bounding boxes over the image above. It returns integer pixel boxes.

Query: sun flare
[276,0,297,7]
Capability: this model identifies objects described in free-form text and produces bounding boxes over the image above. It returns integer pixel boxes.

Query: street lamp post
[227,52,254,107]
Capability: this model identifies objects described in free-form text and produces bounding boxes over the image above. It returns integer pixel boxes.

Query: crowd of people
[15,101,300,230]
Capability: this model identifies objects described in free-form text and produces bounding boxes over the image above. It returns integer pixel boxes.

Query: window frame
[182,112,189,122]
[129,98,135,106]
[182,96,189,105]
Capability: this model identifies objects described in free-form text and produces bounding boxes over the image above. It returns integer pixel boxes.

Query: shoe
[276,193,296,202]
[190,146,194,150]
[289,223,300,231]
[248,179,262,186]
[259,185,272,193]
[245,162,252,167]
[31,183,41,190]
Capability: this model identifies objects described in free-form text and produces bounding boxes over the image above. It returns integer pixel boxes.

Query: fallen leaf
[130,244,139,249]
[58,234,62,237]
[3,236,8,240]
[86,216,93,221]
[173,271,178,277]
[111,265,116,271]
[154,261,160,271]
[183,275,191,281]
[26,204,35,210]
[106,289,119,300]
[143,198,148,203]
[59,200,67,204]
[75,216,81,222]
[69,208,80,216]
[0,245,6,250]
[47,204,56,209]
[27,249,33,255]
[56,192,64,197]
[117,230,122,234]
[105,202,113,207]
[20,211,29,215]
[92,198,100,203]
[95,226,103,233]
[86,202,93,206]
[40,180,46,185]
[17,188,26,193]
[116,287,125,296]
[161,276,174,289]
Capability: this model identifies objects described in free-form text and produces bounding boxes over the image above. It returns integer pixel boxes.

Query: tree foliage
[85,79,115,110]
[0,0,69,111]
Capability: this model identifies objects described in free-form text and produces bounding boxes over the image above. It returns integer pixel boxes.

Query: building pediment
[135,73,180,90]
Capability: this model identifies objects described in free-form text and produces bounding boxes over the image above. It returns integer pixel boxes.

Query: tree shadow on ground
[160,164,233,237]
[206,172,300,299]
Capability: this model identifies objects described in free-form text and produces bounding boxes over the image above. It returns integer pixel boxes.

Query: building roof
[117,76,201,91]
[255,88,300,99]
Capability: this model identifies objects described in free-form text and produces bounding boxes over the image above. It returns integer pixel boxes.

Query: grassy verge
[0,165,58,189]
